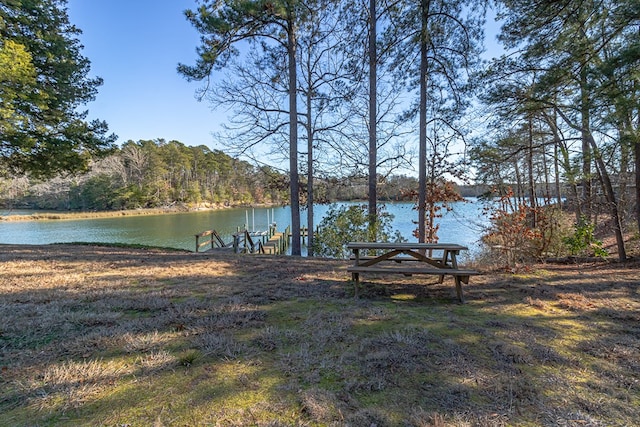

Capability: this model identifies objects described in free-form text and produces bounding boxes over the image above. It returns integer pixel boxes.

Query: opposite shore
[0,202,287,222]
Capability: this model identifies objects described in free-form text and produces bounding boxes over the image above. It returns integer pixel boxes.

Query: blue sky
[66,0,222,147]
[66,1,502,151]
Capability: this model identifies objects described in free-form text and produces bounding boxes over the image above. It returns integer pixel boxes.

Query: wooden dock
[194,224,294,255]
[259,225,290,254]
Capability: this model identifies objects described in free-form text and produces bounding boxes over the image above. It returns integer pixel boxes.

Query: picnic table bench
[346,242,479,303]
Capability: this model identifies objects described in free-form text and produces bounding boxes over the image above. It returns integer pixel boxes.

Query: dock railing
[195,229,230,252]
[232,229,262,254]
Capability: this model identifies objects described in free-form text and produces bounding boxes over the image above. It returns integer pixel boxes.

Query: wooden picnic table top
[346,242,468,251]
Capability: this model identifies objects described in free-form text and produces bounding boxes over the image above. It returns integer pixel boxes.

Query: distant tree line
[0,139,290,210]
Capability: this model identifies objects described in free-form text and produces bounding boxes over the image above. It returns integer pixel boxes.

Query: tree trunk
[306,64,314,256]
[288,17,301,256]
[588,134,627,261]
[367,0,377,239]
[627,103,640,234]
[545,110,580,220]
[554,141,562,207]
[636,80,640,234]
[635,135,640,233]
[635,37,640,235]
[543,144,551,203]
[580,67,593,222]
[514,160,523,210]
[417,0,430,242]
[618,124,630,218]
[527,116,537,227]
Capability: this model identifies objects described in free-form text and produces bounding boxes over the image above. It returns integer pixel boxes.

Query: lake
[0,201,489,255]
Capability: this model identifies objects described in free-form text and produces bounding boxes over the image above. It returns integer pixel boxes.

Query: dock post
[233,233,240,253]
[284,225,291,253]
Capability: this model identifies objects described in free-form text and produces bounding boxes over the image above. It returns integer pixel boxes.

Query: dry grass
[0,244,639,426]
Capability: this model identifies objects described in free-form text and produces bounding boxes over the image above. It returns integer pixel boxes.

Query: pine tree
[0,0,115,178]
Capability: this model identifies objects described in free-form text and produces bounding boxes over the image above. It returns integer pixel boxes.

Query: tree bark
[545,110,581,220]
[580,67,593,222]
[306,62,314,256]
[417,0,430,242]
[635,136,640,234]
[588,134,627,261]
[367,0,378,240]
[527,116,537,227]
[288,16,301,256]
[553,141,562,207]
[514,160,523,209]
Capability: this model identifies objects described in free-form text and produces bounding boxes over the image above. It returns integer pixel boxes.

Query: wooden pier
[195,224,295,255]
[259,225,290,254]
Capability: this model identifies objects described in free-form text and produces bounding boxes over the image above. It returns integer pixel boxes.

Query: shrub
[563,217,608,258]
[313,204,404,259]
[481,188,569,268]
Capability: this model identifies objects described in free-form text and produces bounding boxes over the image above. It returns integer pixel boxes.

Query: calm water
[0,201,489,254]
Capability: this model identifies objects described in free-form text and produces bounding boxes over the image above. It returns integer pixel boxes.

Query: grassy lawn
[0,244,639,426]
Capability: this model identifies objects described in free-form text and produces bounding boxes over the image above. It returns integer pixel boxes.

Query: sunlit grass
[0,244,639,425]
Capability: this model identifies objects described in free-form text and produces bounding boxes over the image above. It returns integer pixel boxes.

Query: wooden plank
[350,249,455,269]
[195,229,232,252]
[349,255,448,268]
[197,240,212,250]
[244,230,256,253]
[212,230,229,247]
[261,233,282,254]
[347,241,476,303]
[346,266,478,276]
[261,244,278,254]
[347,265,478,303]
[359,249,405,267]
[195,230,214,238]
[199,246,234,253]
[350,255,422,262]
[346,242,468,251]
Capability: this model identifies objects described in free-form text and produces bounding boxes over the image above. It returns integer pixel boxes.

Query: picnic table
[346,242,479,303]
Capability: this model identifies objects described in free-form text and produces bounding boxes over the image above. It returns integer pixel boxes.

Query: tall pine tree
[0,0,115,178]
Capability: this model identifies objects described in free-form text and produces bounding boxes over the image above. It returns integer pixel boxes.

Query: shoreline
[0,203,284,222]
